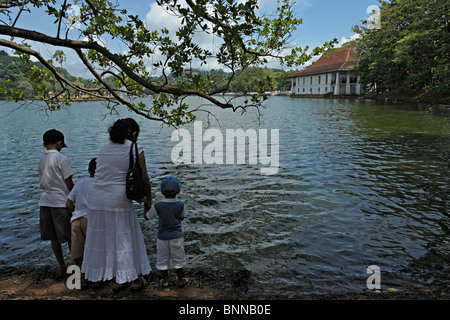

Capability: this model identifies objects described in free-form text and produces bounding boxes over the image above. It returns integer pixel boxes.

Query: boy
[145,175,186,288]
[38,129,74,279]
[66,158,96,270]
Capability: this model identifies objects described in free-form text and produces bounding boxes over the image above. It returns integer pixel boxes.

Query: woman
[82,118,152,293]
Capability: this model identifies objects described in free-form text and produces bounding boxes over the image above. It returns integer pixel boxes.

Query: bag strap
[134,142,141,168]
[129,142,141,169]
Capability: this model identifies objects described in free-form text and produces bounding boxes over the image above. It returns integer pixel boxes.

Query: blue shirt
[146,197,186,240]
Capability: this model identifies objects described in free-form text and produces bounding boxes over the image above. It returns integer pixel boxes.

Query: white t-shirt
[67,177,94,222]
[38,150,74,207]
[88,140,144,212]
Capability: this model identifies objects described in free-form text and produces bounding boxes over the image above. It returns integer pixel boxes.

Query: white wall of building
[291,71,361,95]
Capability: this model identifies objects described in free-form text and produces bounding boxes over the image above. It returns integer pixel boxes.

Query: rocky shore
[1,265,449,301]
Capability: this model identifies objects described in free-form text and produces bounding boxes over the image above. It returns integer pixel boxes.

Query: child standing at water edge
[66,158,96,273]
[145,175,187,288]
[38,129,74,279]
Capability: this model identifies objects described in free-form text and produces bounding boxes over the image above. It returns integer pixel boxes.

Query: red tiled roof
[289,48,360,78]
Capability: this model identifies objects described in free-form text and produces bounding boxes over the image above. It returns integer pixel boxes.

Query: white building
[289,48,362,96]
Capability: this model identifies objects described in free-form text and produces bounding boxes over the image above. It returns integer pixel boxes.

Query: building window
[326,74,329,84]
[310,77,312,85]
[303,77,305,85]
[318,76,321,84]
[318,87,320,93]
[331,74,336,84]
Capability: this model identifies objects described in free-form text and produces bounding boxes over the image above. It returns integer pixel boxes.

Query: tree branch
[0,38,114,101]
[56,0,67,39]
[0,25,235,110]
[74,47,174,124]
[0,1,31,9]
[184,0,275,58]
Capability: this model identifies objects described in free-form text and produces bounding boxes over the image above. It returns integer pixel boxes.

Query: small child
[38,129,74,279]
[66,158,96,270]
[145,175,186,288]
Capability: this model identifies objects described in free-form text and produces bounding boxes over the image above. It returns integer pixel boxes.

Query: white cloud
[66,5,81,30]
[144,0,222,72]
[145,1,184,36]
[340,33,361,46]
[142,0,314,73]
[295,0,313,9]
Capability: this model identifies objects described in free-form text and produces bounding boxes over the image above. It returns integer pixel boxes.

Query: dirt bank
[364,89,450,105]
[1,265,449,301]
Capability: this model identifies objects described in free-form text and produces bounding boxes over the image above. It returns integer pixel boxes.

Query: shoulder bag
[126,142,145,201]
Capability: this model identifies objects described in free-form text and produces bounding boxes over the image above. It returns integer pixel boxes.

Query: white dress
[81,140,151,284]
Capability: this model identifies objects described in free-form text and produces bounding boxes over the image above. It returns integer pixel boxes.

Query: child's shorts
[39,206,72,244]
[156,237,186,270]
[71,217,87,260]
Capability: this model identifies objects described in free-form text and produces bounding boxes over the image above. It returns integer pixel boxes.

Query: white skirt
[81,209,151,284]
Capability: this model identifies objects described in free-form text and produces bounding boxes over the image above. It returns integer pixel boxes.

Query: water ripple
[1,98,449,292]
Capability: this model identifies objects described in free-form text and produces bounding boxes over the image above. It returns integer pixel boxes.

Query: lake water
[0,96,449,295]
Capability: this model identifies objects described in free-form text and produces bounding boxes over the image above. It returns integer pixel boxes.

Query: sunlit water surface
[0,97,449,294]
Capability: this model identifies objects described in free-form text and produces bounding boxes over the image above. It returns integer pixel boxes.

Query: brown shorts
[71,217,88,260]
[39,207,72,243]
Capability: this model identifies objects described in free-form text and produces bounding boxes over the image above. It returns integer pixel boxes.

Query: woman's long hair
[108,118,140,143]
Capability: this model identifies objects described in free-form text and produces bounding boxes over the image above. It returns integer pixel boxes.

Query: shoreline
[2,89,449,106]
[353,89,450,106]
[290,89,450,106]
[1,265,449,300]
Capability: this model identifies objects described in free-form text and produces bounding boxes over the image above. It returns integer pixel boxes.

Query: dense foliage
[353,0,449,93]
[0,0,335,126]
[0,50,295,100]
[0,50,100,100]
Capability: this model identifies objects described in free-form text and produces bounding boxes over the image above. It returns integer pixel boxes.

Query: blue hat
[161,175,180,196]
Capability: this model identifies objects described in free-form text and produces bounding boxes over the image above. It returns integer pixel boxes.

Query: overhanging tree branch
[0,37,110,101]
[0,0,335,126]
[74,47,173,124]
[0,25,234,109]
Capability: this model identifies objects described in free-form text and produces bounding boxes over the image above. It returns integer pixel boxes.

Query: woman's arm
[139,152,152,211]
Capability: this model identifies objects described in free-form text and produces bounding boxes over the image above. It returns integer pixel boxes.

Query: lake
[0,96,449,295]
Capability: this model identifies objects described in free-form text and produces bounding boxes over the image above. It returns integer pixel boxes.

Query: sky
[1,0,380,77]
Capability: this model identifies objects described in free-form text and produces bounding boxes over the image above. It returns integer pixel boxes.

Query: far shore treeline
[1,0,448,106]
[0,50,295,100]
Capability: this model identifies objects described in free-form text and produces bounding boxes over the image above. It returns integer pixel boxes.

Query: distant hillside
[0,50,98,99]
[0,50,296,99]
